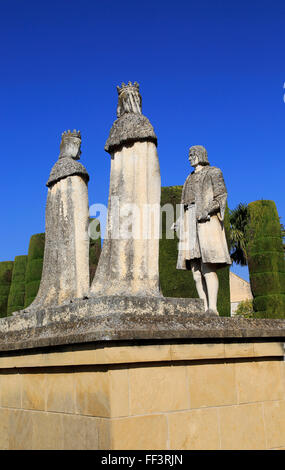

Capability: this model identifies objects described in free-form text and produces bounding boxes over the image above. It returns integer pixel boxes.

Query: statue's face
[189,149,199,167]
[60,137,81,159]
[117,88,142,118]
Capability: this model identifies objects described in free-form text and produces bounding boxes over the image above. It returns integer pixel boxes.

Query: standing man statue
[175,145,231,316]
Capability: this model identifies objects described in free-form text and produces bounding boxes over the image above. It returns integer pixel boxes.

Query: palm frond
[229,203,249,266]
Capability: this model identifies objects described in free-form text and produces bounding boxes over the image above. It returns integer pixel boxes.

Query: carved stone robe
[176,166,231,269]
[90,112,162,297]
[25,157,90,310]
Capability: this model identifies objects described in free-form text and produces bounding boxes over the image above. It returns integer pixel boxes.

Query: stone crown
[62,129,81,139]
[116,81,140,95]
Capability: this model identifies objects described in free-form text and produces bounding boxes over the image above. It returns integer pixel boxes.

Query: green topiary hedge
[0,261,14,318]
[218,205,231,317]
[24,233,45,308]
[7,255,28,315]
[159,186,198,298]
[247,200,285,318]
[159,186,231,316]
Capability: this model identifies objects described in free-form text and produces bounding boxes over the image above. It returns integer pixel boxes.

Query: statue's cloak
[24,158,90,311]
[91,112,161,297]
[176,166,232,269]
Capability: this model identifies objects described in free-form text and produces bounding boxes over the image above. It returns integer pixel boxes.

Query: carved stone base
[1,296,285,352]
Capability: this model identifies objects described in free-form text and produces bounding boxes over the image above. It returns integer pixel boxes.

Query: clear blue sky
[1,0,284,282]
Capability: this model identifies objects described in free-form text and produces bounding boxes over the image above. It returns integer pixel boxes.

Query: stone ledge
[0,296,284,352]
[0,341,284,369]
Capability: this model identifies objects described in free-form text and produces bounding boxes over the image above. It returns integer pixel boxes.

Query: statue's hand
[207,200,220,216]
[197,211,210,222]
[171,221,180,232]
[172,214,183,232]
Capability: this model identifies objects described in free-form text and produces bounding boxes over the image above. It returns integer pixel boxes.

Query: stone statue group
[23,82,231,317]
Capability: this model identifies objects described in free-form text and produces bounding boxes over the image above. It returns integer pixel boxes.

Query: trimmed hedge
[218,205,231,317]
[159,186,231,316]
[0,261,14,318]
[7,255,28,315]
[246,252,284,273]
[24,233,45,308]
[247,200,285,318]
[253,294,285,317]
[159,186,198,299]
[248,237,284,254]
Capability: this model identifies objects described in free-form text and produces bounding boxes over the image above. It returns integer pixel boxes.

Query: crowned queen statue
[24,130,90,310]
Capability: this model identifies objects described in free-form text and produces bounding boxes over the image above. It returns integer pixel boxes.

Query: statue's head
[59,130,81,160]
[188,145,209,167]
[116,81,142,118]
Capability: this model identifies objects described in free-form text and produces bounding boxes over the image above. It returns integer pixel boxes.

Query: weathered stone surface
[24,131,90,311]
[92,83,161,297]
[47,158,89,187]
[178,148,231,268]
[0,296,285,352]
[105,81,157,153]
[91,141,161,297]
[116,81,141,117]
[175,145,231,315]
[47,129,89,187]
[105,113,157,153]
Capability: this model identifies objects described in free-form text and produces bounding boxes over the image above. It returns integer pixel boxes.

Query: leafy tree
[234,299,254,318]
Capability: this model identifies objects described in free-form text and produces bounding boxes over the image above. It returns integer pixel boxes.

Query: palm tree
[229,203,249,266]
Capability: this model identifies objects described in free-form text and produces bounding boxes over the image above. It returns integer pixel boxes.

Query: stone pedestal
[0,325,285,450]
[1,300,285,449]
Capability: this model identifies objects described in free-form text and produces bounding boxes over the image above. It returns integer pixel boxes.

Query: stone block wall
[0,340,285,450]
